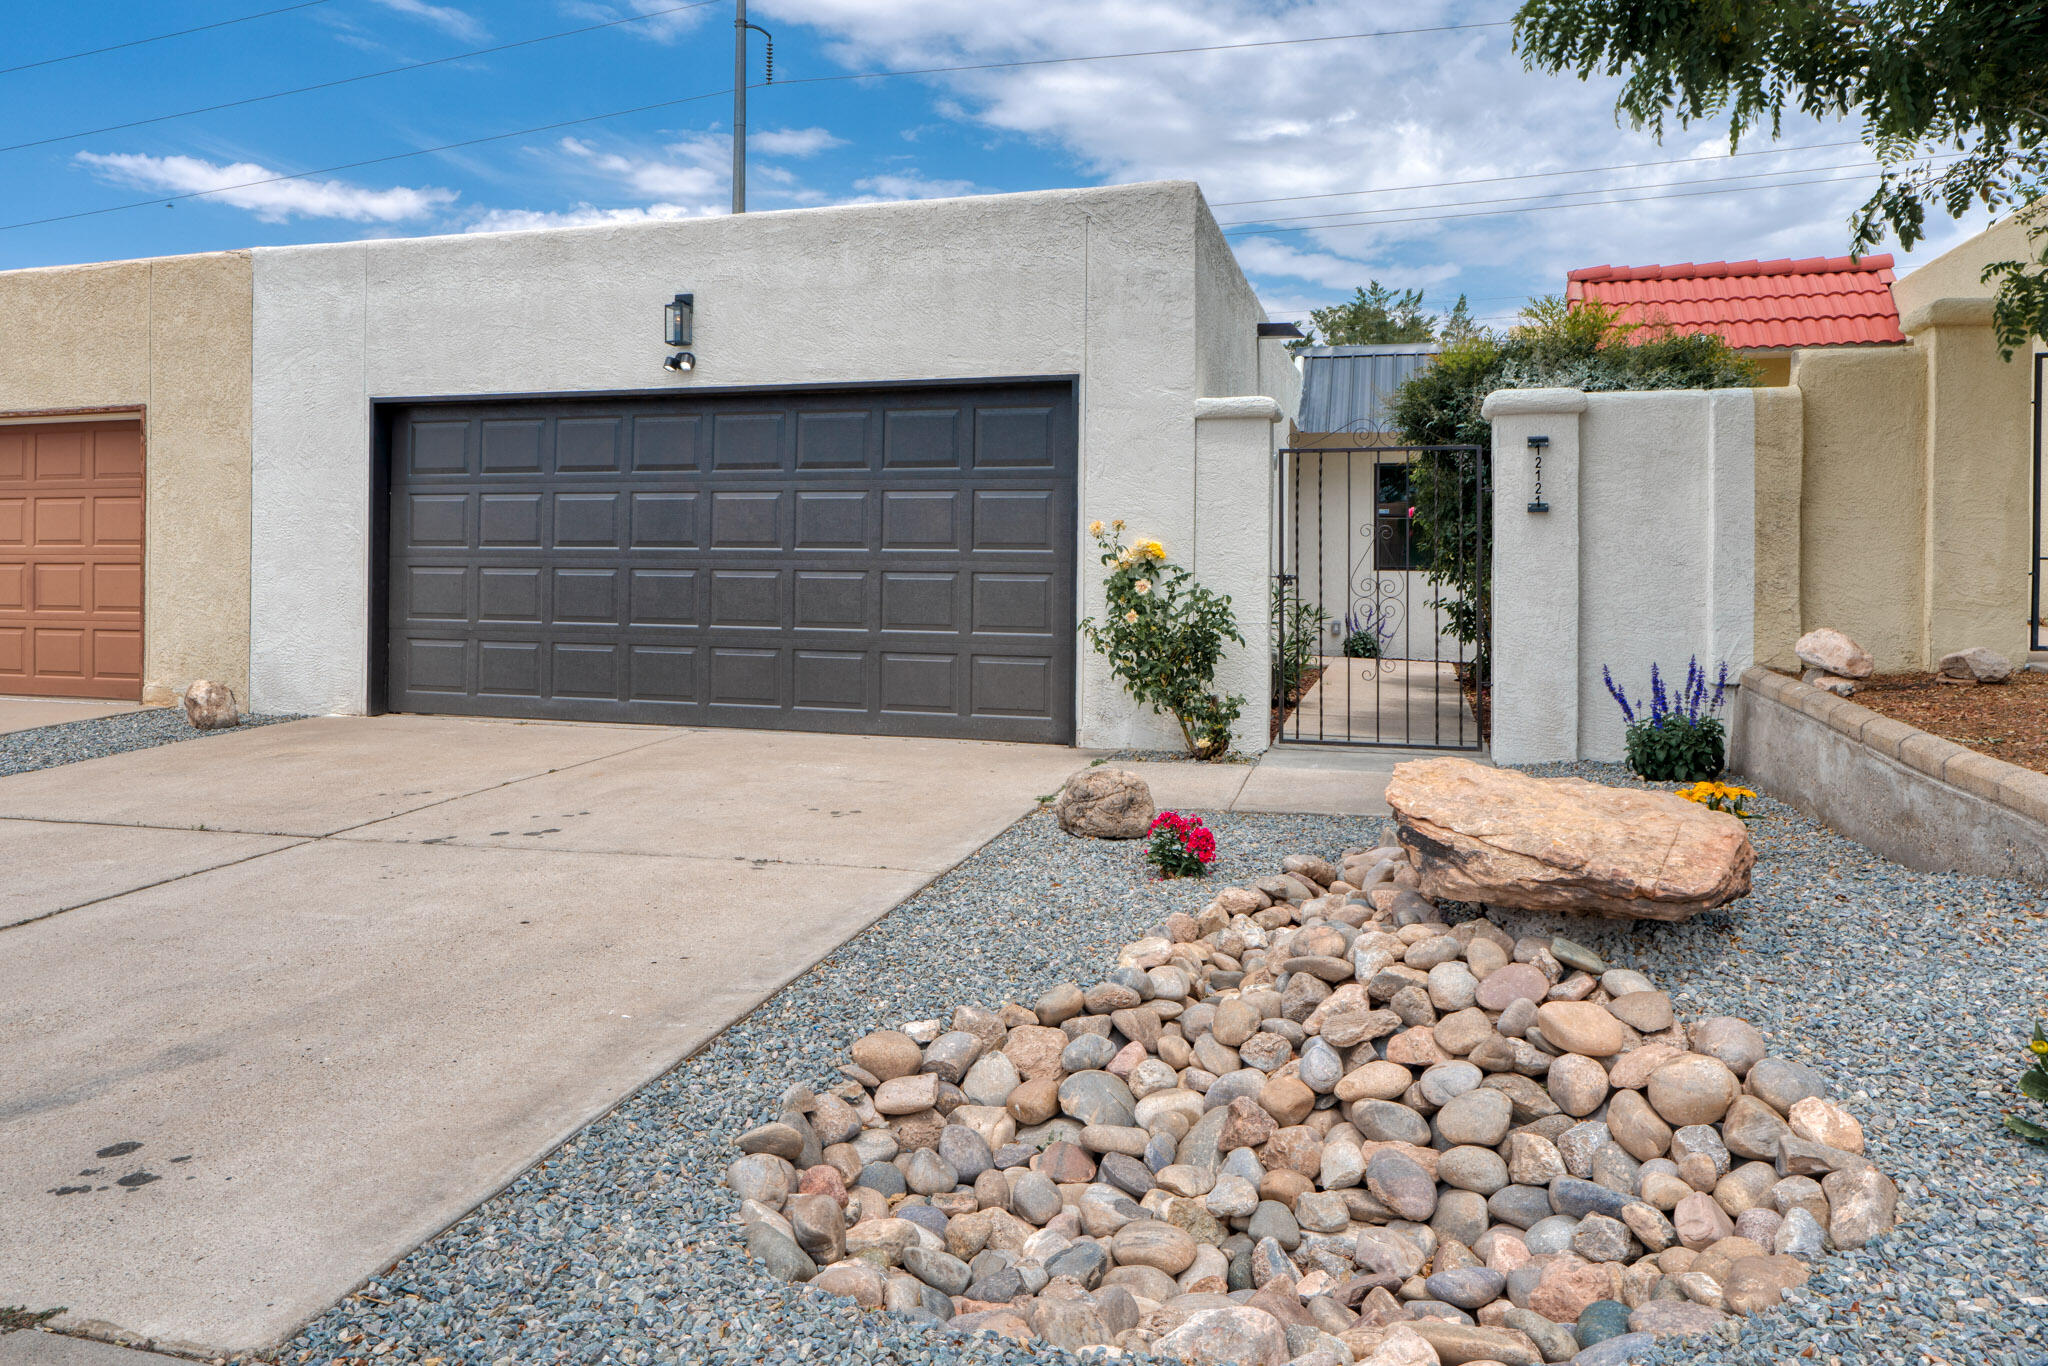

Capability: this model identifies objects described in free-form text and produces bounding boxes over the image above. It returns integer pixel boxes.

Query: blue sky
[0,1,1999,329]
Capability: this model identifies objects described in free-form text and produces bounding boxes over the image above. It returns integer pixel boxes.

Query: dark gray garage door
[382,381,1077,742]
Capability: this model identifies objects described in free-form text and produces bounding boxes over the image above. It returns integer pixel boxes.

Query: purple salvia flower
[1603,665,1637,725]
[1711,659,1729,710]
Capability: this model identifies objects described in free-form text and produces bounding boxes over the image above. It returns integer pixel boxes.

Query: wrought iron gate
[1272,444,1490,749]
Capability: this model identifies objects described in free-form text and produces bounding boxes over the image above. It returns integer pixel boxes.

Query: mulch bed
[1849,668,2048,774]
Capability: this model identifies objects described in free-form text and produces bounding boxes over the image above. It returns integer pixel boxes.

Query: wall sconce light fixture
[663,292,695,373]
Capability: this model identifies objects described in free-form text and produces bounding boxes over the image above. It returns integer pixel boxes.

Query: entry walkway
[1125,737,1492,818]
[1280,656,1482,750]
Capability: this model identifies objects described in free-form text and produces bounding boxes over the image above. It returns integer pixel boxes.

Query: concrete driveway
[0,716,1088,1357]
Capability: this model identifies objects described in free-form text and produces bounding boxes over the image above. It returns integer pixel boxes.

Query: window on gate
[1374,461,1430,572]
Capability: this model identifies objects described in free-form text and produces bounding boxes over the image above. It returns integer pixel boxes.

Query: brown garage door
[382,382,1077,742]
[0,420,144,699]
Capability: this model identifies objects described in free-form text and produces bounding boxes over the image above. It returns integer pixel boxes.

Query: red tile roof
[1566,254,1905,349]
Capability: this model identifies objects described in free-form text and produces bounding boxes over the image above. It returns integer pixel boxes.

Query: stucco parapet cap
[1899,296,1997,333]
[1480,387,1589,418]
[1194,396,1284,423]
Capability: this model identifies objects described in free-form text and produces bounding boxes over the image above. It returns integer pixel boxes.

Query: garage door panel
[386,383,1074,741]
[710,490,782,548]
[631,492,697,547]
[882,490,959,550]
[710,647,781,707]
[94,494,144,545]
[629,569,697,626]
[975,406,1056,469]
[796,411,870,470]
[409,421,470,474]
[794,490,867,548]
[883,409,963,469]
[93,428,143,479]
[482,420,544,473]
[557,418,622,473]
[712,412,786,470]
[633,415,702,471]
[555,493,621,547]
[974,654,1055,719]
[973,489,1056,551]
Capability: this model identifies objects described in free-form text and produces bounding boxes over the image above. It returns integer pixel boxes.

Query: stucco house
[0,182,1299,753]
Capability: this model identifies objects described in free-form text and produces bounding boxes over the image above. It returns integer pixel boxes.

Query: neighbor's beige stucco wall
[1751,385,1805,671]
[1787,343,1928,670]
[0,251,252,704]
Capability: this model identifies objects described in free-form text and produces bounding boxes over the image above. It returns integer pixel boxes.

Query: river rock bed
[733,835,1899,1365]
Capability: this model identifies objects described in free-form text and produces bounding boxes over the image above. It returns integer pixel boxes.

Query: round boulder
[1054,768,1155,839]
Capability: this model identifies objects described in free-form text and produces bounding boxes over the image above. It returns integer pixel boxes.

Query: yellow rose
[1124,609,1139,623]
[1141,538,1167,560]
[1134,579,1152,595]
[1112,518,1125,530]
[1089,519,1105,536]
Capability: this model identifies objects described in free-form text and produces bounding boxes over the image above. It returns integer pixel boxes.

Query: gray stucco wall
[249,181,1276,749]
[1733,667,2048,883]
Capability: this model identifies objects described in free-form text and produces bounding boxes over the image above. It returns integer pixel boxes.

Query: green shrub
[1079,521,1245,759]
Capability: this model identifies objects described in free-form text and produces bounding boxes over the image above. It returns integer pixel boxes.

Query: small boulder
[1054,767,1155,839]
[182,680,240,730]
[1795,628,1874,679]
[1938,646,2013,683]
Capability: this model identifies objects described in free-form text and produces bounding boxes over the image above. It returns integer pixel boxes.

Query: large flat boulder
[1383,758,1753,920]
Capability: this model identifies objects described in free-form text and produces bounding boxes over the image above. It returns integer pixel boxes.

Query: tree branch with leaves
[1514,0,2048,355]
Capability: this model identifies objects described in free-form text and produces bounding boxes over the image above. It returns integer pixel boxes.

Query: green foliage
[1301,280,1478,348]
[1513,0,2048,356]
[1341,628,1384,659]
[1387,300,1758,674]
[1079,522,1245,759]
[2009,1020,2048,1146]
[1272,580,1330,702]
[1624,715,1727,782]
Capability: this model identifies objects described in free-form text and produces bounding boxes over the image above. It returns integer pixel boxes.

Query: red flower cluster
[1146,810,1217,878]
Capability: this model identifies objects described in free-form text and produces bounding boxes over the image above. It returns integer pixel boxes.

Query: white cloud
[848,171,977,202]
[751,127,848,158]
[367,0,485,41]
[750,0,1926,315]
[74,152,457,224]
[466,202,709,233]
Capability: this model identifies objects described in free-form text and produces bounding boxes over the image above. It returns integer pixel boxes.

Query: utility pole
[732,0,771,214]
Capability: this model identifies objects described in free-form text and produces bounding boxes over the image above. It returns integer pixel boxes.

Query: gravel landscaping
[266,771,2048,1366]
[0,707,301,778]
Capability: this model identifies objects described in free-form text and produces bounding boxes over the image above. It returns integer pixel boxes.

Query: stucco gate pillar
[1193,396,1281,756]
[1482,388,1587,765]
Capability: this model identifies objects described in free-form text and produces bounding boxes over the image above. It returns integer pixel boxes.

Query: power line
[1215,155,1955,230]
[1,21,1513,235]
[1,0,726,157]
[1207,140,1873,209]
[760,20,1511,89]
[0,1,337,79]
[1222,169,1895,238]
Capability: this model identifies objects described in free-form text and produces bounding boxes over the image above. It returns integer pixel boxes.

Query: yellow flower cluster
[1677,781,1756,804]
